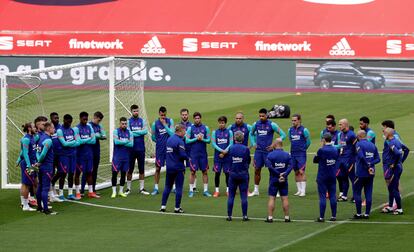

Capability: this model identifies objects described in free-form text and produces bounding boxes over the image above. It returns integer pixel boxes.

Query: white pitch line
[267,191,414,252]
[206,151,413,159]
[70,198,414,226]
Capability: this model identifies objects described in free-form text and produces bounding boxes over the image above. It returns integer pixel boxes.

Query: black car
[313,62,385,90]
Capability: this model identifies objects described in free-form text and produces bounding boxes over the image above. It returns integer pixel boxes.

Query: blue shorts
[58,155,76,174]
[189,155,209,172]
[155,151,166,168]
[213,161,231,173]
[76,158,93,174]
[254,151,268,169]
[268,178,288,197]
[129,150,145,174]
[20,162,36,186]
[336,158,354,177]
[112,159,129,173]
[292,156,306,172]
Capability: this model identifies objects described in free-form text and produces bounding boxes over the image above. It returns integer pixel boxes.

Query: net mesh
[2,57,155,188]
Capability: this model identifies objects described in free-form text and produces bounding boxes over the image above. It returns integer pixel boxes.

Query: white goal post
[1,57,156,189]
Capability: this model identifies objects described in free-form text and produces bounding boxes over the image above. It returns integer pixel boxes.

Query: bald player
[353,130,380,219]
[265,139,292,223]
[335,119,357,202]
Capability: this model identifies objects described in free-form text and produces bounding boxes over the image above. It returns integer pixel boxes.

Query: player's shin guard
[111,171,118,187]
[214,172,221,188]
[120,171,126,187]
[81,172,87,194]
[59,173,67,190]
[92,161,99,192]
[51,173,60,187]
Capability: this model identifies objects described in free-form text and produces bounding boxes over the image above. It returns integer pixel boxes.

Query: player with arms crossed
[49,112,64,202]
[265,139,292,223]
[111,117,134,198]
[288,114,311,197]
[126,105,149,195]
[81,111,106,195]
[249,108,286,197]
[160,124,188,213]
[73,112,98,199]
[186,112,212,197]
[226,131,251,221]
[353,130,380,219]
[54,114,79,200]
[228,112,252,147]
[151,106,174,195]
[211,116,233,197]
[30,116,48,206]
[179,108,194,192]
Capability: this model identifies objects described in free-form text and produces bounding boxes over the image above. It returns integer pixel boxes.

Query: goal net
[1,57,156,189]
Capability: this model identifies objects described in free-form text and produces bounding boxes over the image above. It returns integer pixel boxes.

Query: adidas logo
[141,36,166,54]
[329,37,355,56]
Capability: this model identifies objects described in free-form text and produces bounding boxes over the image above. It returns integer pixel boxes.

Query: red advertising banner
[0,32,413,59]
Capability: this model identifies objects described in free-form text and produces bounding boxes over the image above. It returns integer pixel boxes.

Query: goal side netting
[1,57,156,189]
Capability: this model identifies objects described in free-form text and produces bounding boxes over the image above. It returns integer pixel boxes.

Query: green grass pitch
[1,91,414,251]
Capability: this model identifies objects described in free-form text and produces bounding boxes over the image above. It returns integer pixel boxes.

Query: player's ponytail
[22,122,32,133]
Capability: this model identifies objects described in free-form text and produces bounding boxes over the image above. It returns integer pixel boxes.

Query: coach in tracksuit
[265,139,292,223]
[226,131,251,221]
[314,133,339,222]
[381,128,409,215]
[160,124,188,213]
[354,130,380,219]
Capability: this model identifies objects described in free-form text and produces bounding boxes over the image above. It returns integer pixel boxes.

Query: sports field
[1,91,414,251]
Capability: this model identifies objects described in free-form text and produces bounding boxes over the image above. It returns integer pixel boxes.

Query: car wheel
[320,80,330,89]
[362,81,374,90]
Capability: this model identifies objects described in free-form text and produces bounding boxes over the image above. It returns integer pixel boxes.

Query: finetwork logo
[386,40,414,54]
[69,38,124,49]
[0,36,13,50]
[255,41,311,52]
[141,36,166,54]
[329,38,355,56]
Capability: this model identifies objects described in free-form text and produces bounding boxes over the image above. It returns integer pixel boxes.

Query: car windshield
[353,65,364,72]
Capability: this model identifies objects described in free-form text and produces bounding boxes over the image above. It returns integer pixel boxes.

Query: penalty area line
[69,200,414,226]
